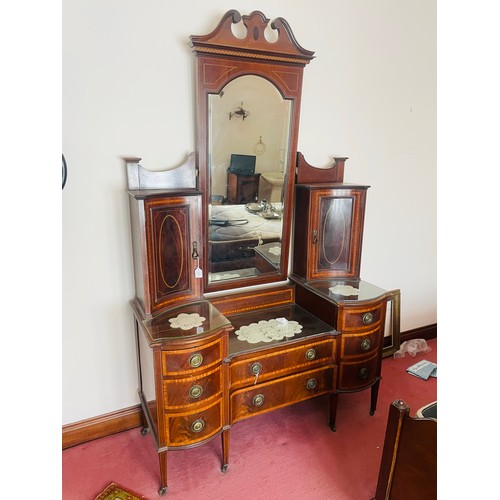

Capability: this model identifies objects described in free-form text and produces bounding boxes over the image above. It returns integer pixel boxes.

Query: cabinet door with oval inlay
[293,185,368,280]
[145,195,202,313]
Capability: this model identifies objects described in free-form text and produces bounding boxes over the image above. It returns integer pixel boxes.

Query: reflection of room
[209,75,291,203]
[207,75,291,282]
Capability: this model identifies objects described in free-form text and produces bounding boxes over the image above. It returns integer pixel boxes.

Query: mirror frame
[190,10,314,292]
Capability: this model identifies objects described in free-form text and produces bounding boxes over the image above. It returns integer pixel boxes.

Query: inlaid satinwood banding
[159,214,184,289]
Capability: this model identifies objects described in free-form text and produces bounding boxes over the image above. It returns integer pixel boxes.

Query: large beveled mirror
[191,10,314,292]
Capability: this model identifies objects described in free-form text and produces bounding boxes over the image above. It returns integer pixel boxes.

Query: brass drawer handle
[252,394,265,407]
[360,339,372,351]
[189,384,203,399]
[250,362,262,375]
[191,418,205,433]
[306,378,318,390]
[305,348,317,361]
[189,353,203,368]
[358,367,369,380]
[362,312,374,325]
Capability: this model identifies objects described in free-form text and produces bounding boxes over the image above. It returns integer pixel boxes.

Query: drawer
[165,398,223,447]
[230,338,335,390]
[162,337,224,376]
[338,302,385,332]
[163,365,222,409]
[340,327,382,360]
[230,365,335,424]
[337,351,380,391]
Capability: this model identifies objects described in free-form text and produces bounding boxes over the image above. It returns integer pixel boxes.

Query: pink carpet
[63,338,437,499]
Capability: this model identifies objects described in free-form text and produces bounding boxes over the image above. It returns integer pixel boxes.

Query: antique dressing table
[125,10,400,495]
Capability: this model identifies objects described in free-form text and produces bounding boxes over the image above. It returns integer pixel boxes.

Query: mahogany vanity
[125,10,400,496]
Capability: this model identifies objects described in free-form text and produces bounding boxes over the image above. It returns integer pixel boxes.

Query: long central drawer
[230,365,335,424]
[229,338,335,390]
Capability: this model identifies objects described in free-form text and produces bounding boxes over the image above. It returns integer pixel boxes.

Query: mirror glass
[207,75,292,284]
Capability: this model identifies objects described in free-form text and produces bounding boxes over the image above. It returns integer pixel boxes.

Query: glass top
[301,279,389,304]
[226,304,338,357]
[142,300,231,342]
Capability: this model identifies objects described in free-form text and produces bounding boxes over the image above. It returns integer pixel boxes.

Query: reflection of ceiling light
[229,102,249,121]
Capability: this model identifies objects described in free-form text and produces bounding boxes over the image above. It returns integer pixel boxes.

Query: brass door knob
[358,367,369,380]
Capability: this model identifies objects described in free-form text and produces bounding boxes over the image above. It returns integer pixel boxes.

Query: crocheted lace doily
[328,285,360,296]
[235,318,303,344]
[268,245,281,256]
[168,313,206,330]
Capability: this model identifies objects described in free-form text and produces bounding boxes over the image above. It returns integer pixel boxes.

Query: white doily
[328,285,360,296]
[168,313,206,330]
[235,319,303,344]
[268,245,281,256]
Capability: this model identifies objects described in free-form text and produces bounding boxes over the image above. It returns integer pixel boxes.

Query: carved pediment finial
[190,10,314,65]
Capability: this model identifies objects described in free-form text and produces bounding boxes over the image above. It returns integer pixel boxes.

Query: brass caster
[330,425,336,432]
[221,464,228,473]
[141,427,149,436]
[369,410,375,416]
[158,486,168,496]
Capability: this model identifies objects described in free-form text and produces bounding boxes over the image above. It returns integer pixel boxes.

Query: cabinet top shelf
[133,299,232,345]
[297,279,397,304]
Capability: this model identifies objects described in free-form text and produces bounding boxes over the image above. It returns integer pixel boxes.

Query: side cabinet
[128,191,203,316]
[293,279,400,429]
[292,184,369,281]
[134,300,232,496]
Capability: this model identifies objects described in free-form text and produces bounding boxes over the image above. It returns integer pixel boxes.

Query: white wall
[62,0,436,424]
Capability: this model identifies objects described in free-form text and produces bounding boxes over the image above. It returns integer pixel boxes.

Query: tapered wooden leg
[221,429,229,472]
[370,380,380,416]
[139,403,149,435]
[158,451,168,496]
[329,393,339,431]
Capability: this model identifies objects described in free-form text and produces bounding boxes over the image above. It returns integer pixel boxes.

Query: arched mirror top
[191,11,314,293]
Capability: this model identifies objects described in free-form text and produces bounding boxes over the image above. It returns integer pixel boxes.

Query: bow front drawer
[340,327,382,360]
[163,365,222,409]
[162,337,224,376]
[338,351,379,391]
[338,302,385,332]
[165,398,223,447]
